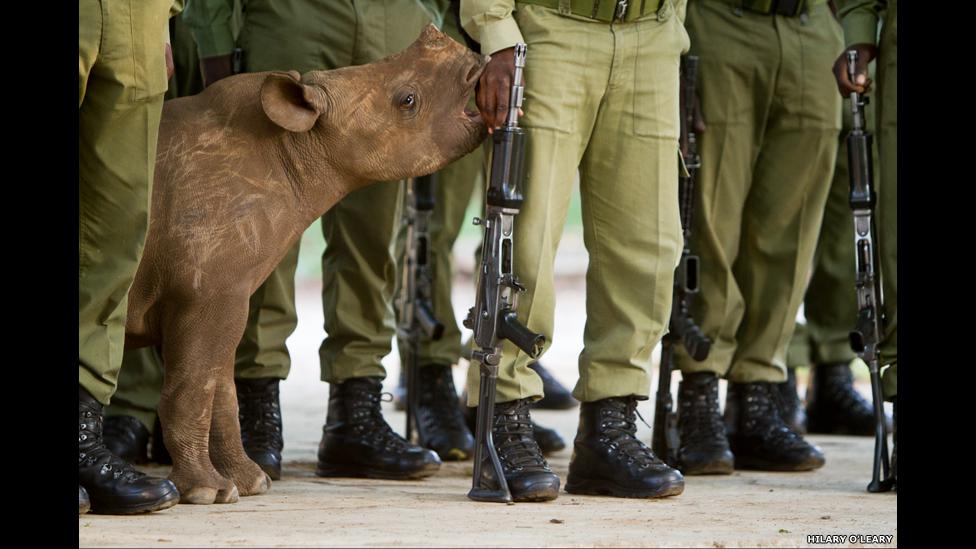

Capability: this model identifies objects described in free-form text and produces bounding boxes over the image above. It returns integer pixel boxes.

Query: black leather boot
[102,415,150,464]
[316,377,441,479]
[724,382,825,471]
[236,377,284,480]
[676,372,734,475]
[149,416,172,465]
[776,367,807,434]
[79,388,180,514]
[414,364,475,461]
[79,486,90,515]
[461,394,566,455]
[806,361,887,436]
[528,362,577,410]
[486,398,560,502]
[566,397,684,498]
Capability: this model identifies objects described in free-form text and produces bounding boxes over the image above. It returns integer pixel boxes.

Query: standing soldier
[672,0,840,475]
[833,0,896,479]
[461,0,690,501]
[79,0,184,514]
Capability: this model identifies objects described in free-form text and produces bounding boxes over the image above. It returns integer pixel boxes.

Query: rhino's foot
[217,457,272,497]
[170,468,239,504]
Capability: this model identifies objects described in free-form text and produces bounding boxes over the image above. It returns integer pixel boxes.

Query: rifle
[844,50,894,493]
[397,173,445,443]
[652,55,712,468]
[463,43,544,503]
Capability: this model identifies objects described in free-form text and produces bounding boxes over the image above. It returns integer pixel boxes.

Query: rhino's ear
[260,71,323,133]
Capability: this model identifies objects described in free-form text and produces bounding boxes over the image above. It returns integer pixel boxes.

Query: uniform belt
[516,0,664,23]
[720,0,828,16]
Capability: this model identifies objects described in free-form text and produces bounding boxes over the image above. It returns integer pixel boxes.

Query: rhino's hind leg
[210,371,272,496]
[157,300,246,504]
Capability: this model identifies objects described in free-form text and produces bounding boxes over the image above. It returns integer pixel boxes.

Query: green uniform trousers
[79,0,173,405]
[787,63,878,370]
[109,0,445,426]
[674,0,842,383]
[467,3,689,405]
[876,1,896,399]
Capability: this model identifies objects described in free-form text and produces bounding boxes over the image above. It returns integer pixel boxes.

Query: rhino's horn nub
[420,23,447,47]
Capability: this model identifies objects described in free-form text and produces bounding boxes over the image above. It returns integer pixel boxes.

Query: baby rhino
[124,25,487,504]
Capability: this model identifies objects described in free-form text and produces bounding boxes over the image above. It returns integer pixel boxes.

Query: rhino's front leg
[210,369,272,496]
[158,298,246,504]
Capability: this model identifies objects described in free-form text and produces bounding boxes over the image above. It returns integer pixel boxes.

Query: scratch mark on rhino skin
[233,206,263,255]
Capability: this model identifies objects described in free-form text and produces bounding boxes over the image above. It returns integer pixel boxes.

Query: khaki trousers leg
[79,0,171,404]
[467,3,687,405]
[675,0,842,383]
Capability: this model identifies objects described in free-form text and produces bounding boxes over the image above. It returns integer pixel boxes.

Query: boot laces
[744,384,808,449]
[493,400,550,473]
[78,406,143,483]
[238,381,284,452]
[599,398,664,470]
[347,385,411,453]
[679,380,726,447]
[824,368,873,416]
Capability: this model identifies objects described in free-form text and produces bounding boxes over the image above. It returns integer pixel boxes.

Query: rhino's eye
[400,94,416,110]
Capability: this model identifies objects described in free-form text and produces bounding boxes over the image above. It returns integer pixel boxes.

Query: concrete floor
[80,234,897,547]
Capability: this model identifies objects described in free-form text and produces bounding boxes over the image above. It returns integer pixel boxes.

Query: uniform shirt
[837,0,887,48]
[184,0,450,59]
[460,0,688,56]
[182,0,237,57]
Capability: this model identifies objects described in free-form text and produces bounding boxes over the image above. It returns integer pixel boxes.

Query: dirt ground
[79,428,896,548]
[80,235,897,547]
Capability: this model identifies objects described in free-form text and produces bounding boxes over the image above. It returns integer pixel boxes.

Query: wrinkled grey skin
[123,25,487,504]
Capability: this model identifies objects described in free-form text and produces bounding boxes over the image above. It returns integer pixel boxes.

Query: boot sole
[680,461,734,475]
[315,462,440,480]
[514,492,559,502]
[733,456,825,472]
[564,477,684,499]
[89,489,180,515]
